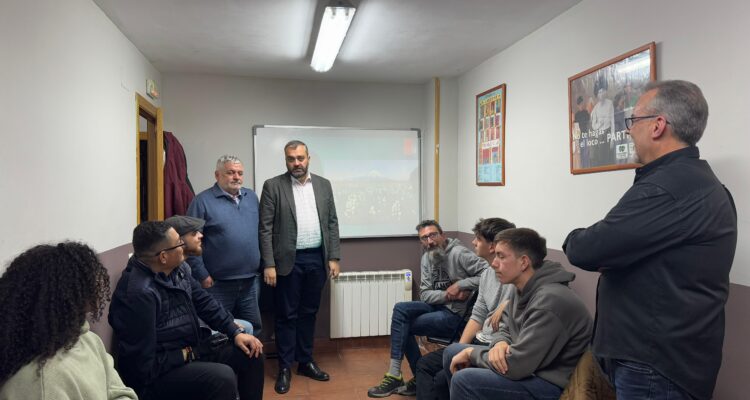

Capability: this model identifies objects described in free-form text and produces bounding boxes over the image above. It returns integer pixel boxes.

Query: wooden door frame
[136,93,164,223]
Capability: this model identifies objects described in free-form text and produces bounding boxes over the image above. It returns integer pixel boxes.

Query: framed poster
[476,84,506,185]
[568,42,656,174]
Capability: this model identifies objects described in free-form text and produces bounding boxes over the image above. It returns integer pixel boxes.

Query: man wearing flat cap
[165,215,206,257]
[166,215,254,334]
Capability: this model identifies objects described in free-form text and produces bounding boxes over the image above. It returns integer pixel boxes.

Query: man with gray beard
[367,220,488,398]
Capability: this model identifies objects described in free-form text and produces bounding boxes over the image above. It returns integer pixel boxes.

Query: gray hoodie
[419,238,488,315]
[470,260,592,388]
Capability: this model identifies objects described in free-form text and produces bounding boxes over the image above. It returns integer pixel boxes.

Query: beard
[426,246,446,266]
[289,165,308,178]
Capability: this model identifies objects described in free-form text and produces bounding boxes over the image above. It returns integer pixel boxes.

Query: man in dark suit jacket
[259,140,341,394]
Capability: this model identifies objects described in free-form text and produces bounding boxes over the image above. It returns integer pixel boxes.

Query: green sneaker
[367,373,404,398]
[397,377,416,396]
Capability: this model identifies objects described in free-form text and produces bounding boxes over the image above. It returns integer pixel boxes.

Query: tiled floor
[262,340,416,400]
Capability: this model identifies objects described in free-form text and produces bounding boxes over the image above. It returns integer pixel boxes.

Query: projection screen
[253,125,421,238]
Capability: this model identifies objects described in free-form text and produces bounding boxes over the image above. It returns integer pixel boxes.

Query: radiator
[330,270,413,339]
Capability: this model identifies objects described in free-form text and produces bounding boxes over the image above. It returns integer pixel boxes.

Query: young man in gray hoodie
[445,228,592,400]
[367,220,488,398]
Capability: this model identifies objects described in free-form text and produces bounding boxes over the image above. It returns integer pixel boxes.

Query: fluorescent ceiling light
[310,0,356,73]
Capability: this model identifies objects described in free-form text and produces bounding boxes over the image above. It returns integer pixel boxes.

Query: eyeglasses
[419,232,441,242]
[153,239,185,256]
[624,115,670,130]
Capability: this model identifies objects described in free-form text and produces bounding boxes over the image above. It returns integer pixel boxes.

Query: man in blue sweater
[187,155,263,335]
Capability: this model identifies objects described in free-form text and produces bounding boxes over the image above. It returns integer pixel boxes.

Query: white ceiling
[93,0,581,84]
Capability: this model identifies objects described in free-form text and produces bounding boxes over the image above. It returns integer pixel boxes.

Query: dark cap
[164,215,205,236]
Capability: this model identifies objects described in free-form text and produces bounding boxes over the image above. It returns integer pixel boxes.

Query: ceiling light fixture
[310,0,356,73]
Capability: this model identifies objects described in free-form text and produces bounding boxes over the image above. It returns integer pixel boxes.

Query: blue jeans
[390,301,462,375]
[207,276,262,336]
[601,358,694,400]
[443,343,561,400]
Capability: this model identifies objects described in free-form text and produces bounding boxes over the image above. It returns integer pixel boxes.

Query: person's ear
[652,116,669,139]
[521,255,530,272]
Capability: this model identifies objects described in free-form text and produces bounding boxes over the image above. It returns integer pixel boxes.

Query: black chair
[425,290,480,346]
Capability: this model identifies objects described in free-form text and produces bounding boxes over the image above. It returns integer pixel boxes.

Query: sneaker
[367,373,404,398]
[396,377,416,396]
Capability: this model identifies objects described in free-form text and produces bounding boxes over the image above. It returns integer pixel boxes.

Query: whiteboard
[253,125,421,238]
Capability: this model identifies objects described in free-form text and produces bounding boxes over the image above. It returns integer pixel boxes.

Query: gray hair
[215,155,243,171]
[284,140,309,154]
[643,80,709,146]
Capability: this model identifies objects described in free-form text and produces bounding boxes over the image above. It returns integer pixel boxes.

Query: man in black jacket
[563,80,737,400]
[109,221,265,400]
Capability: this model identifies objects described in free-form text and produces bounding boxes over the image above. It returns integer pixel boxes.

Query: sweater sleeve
[478,309,570,379]
[469,270,491,323]
[455,250,487,291]
[93,334,138,400]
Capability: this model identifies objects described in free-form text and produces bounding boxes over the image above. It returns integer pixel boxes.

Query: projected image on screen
[254,127,421,238]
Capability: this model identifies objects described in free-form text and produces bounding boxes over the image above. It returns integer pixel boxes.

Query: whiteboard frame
[252,125,422,239]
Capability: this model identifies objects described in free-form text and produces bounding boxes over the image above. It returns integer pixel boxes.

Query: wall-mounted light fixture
[310,0,356,73]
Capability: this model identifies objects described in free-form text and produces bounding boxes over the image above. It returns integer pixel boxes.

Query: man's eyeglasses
[153,240,185,256]
[419,232,441,242]
[624,115,670,130]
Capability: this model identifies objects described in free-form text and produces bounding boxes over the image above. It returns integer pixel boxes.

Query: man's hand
[329,260,341,278]
[488,341,511,374]
[264,267,277,287]
[201,276,214,289]
[455,290,470,301]
[449,347,474,374]
[445,282,462,300]
[489,300,509,332]
[234,333,263,358]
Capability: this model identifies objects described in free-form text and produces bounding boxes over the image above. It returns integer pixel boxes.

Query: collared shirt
[219,187,242,205]
[291,174,322,249]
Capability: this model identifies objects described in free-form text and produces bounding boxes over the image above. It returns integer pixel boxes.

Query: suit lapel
[281,174,297,223]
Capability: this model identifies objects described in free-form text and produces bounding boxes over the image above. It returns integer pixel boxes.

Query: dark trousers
[274,247,326,369]
[143,341,265,400]
[416,337,485,400]
[416,348,450,400]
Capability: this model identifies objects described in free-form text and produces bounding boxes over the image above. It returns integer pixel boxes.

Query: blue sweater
[187,183,261,281]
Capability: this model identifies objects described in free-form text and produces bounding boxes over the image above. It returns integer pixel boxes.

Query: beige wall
[455,0,750,286]
[0,0,161,271]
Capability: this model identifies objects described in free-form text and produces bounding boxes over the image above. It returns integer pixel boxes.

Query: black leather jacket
[109,257,238,392]
[564,146,737,400]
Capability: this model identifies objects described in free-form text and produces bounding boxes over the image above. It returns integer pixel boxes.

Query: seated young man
[109,221,265,400]
[414,217,516,400]
[367,220,488,398]
[445,228,592,400]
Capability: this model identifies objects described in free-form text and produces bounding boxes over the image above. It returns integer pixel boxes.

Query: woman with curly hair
[0,241,136,399]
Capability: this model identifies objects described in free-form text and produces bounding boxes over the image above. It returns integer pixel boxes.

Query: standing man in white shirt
[259,140,341,394]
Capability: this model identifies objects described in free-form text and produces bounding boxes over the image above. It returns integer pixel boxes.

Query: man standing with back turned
[563,80,737,400]
[260,140,341,394]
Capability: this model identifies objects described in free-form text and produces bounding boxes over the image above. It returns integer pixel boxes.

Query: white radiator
[330,270,413,339]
